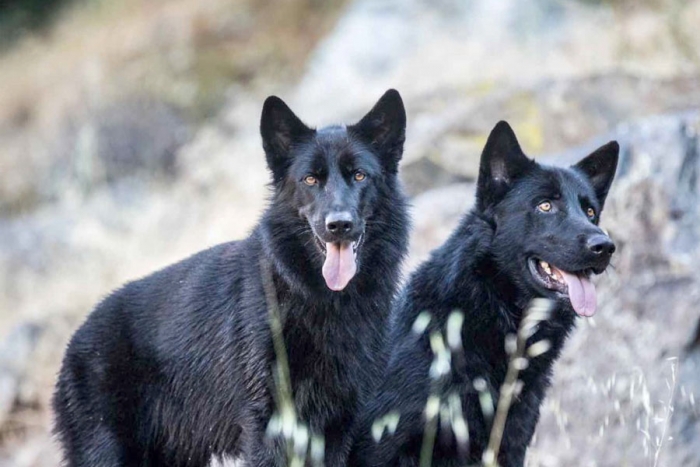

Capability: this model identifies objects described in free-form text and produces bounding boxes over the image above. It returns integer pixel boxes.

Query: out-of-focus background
[0,0,699,465]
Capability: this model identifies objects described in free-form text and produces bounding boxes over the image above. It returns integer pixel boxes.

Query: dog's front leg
[496,389,544,467]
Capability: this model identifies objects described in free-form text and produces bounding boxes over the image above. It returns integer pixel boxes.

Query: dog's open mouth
[316,233,364,292]
[528,258,597,317]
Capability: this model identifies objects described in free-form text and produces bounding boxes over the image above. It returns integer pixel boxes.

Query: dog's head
[260,89,406,292]
[476,121,619,317]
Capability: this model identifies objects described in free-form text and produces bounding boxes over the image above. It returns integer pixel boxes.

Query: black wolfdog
[53,90,409,467]
[350,122,618,466]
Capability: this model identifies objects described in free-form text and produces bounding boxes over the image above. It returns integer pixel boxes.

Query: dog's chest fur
[276,285,388,424]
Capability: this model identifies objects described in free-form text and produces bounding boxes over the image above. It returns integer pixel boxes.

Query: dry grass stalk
[483,298,553,467]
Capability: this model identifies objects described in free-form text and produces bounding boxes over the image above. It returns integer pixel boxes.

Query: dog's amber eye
[354,171,366,182]
[304,175,317,186]
[538,201,552,212]
[586,207,596,219]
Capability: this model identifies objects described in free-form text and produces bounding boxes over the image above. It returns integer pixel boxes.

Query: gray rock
[400,157,469,196]
[406,182,474,271]
[0,323,43,427]
[530,113,700,466]
[57,97,192,192]
[0,96,193,215]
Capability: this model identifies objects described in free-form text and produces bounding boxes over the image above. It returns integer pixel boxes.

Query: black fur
[350,121,619,466]
[53,90,410,467]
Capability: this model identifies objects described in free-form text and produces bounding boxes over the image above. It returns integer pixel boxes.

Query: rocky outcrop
[534,113,700,466]
[0,323,43,428]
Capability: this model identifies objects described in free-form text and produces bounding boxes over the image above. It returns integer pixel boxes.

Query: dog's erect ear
[350,89,406,173]
[573,141,619,206]
[476,121,534,211]
[260,96,314,182]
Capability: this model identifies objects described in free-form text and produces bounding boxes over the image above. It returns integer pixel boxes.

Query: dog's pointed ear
[476,121,534,210]
[350,89,406,173]
[573,141,619,206]
[260,96,314,182]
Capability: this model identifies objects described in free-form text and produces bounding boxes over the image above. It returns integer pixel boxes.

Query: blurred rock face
[0,94,192,216]
[62,98,190,187]
[295,0,700,122]
[530,113,700,467]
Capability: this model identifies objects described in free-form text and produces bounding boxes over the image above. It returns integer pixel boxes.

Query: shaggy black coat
[350,121,619,466]
[53,90,410,467]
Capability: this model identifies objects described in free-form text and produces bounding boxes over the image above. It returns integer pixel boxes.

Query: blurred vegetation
[0,0,347,216]
[0,0,75,47]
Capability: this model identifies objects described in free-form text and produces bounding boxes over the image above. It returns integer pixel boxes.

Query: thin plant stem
[483,298,552,467]
[260,257,299,464]
[420,395,440,467]
[653,357,678,467]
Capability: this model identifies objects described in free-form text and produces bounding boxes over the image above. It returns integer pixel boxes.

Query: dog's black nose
[587,235,616,256]
[326,211,354,235]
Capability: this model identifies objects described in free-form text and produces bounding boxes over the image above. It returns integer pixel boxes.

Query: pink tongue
[555,268,597,317]
[322,242,357,291]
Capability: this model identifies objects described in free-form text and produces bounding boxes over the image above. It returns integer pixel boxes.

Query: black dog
[53,90,410,467]
[350,121,618,466]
